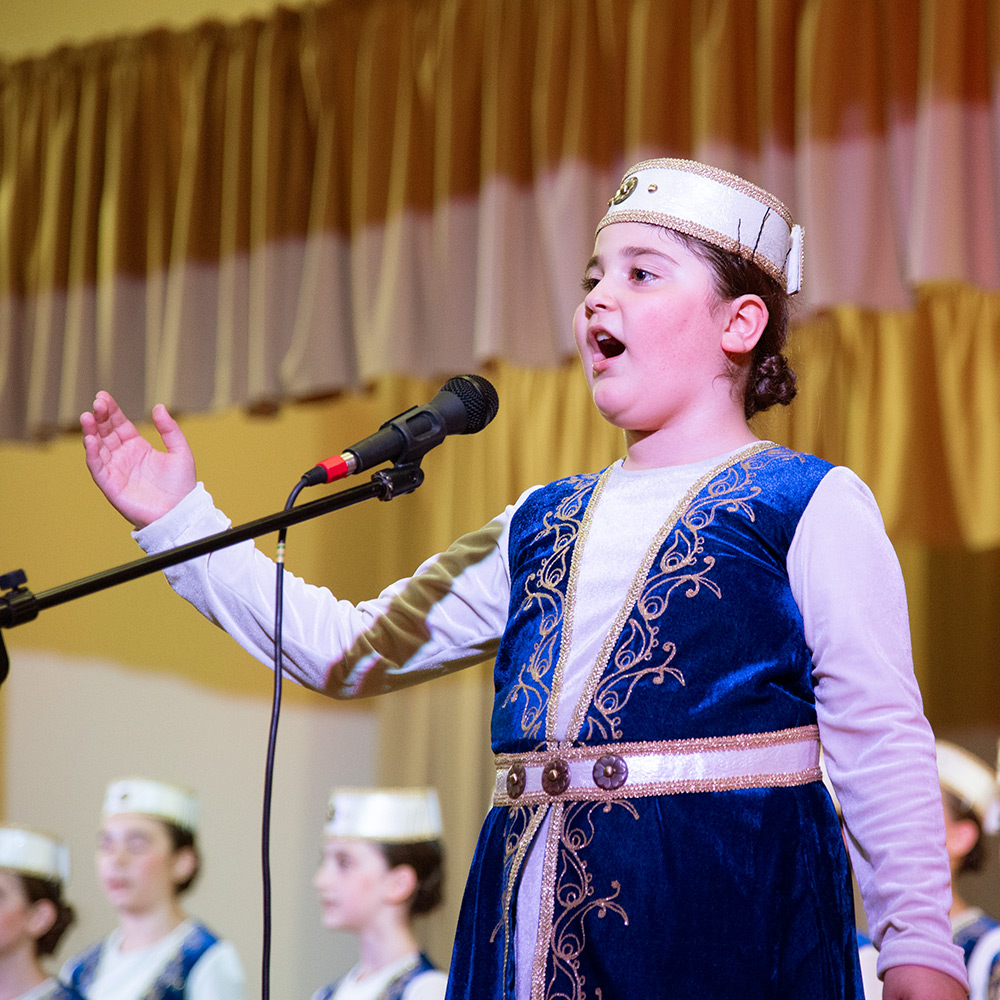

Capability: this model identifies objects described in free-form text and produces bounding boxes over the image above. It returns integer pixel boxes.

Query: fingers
[80,391,192,467]
[80,391,112,435]
[80,394,111,468]
[150,402,191,456]
[79,391,150,478]
[81,391,125,442]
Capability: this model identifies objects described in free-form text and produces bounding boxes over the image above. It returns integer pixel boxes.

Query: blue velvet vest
[67,922,219,999]
[446,445,863,1000]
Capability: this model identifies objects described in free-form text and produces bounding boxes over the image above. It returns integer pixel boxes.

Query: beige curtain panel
[3,0,1000,546]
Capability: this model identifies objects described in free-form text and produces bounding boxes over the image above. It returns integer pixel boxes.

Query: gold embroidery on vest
[502,477,595,738]
[567,441,774,742]
[531,800,634,1000]
[491,803,548,987]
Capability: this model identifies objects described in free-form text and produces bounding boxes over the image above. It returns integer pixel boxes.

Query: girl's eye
[581,275,599,293]
[631,267,653,282]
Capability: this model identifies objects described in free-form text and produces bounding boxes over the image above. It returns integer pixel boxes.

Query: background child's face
[314,837,396,933]
[574,222,734,437]
[97,814,191,915]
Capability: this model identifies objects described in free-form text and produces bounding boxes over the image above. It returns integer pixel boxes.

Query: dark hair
[378,840,444,917]
[19,874,76,957]
[942,789,988,875]
[162,821,201,895]
[667,229,797,419]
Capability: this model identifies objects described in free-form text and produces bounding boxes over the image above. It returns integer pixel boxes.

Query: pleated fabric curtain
[3,0,1000,547]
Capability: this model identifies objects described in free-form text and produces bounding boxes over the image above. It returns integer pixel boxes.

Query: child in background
[61,778,244,1000]
[937,739,1000,999]
[0,826,81,1000]
[313,787,447,1000]
[81,158,969,999]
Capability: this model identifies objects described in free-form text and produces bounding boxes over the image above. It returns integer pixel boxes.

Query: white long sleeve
[134,483,529,697]
[790,467,966,983]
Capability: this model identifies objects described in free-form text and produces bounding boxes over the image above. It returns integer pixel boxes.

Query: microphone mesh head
[443,375,500,433]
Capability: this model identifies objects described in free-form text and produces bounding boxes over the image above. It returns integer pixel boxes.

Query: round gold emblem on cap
[608,175,637,207]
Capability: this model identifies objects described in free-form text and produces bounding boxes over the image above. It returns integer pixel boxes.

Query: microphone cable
[261,477,305,1000]
[255,374,496,998]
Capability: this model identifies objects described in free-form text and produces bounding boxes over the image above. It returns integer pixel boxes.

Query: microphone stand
[0,463,424,648]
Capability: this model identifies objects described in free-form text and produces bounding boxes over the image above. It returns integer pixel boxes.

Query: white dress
[60,920,244,1000]
[313,953,447,1000]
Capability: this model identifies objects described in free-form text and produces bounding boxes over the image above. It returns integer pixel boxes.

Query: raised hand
[80,391,197,528]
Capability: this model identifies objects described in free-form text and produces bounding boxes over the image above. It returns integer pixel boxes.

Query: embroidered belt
[492,724,821,807]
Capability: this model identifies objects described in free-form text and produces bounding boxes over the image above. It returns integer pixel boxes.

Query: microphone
[301,374,499,486]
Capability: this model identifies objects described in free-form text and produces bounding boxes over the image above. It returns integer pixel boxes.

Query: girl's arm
[789,466,968,991]
[133,482,531,696]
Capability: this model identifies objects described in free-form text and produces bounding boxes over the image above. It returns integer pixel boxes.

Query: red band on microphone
[318,455,351,483]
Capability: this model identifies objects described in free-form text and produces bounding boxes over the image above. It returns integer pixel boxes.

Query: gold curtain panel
[3,0,1000,546]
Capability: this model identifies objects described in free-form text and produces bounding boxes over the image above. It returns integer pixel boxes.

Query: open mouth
[596,332,625,359]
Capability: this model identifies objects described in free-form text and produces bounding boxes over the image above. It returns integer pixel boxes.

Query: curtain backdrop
[3,0,1000,548]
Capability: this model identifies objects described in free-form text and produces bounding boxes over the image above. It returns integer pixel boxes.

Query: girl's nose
[314,863,334,890]
[584,277,612,313]
[102,845,126,866]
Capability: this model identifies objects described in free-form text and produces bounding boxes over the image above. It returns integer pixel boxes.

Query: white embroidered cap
[103,778,199,833]
[597,158,804,294]
[325,788,442,843]
[0,826,70,883]
[936,740,1000,835]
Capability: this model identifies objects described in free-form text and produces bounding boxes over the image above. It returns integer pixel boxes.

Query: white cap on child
[0,826,70,883]
[597,158,804,294]
[103,778,199,833]
[936,740,1000,835]
[324,788,442,843]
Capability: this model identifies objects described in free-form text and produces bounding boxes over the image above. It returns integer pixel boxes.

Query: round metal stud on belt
[592,754,628,790]
[540,758,570,796]
[506,762,526,799]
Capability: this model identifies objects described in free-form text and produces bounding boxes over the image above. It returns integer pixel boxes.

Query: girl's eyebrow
[585,245,676,272]
[621,244,675,262]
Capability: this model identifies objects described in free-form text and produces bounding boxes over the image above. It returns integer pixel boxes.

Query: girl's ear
[27,897,58,940]
[384,863,418,908]
[945,816,981,862]
[720,294,768,357]
[171,845,198,887]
